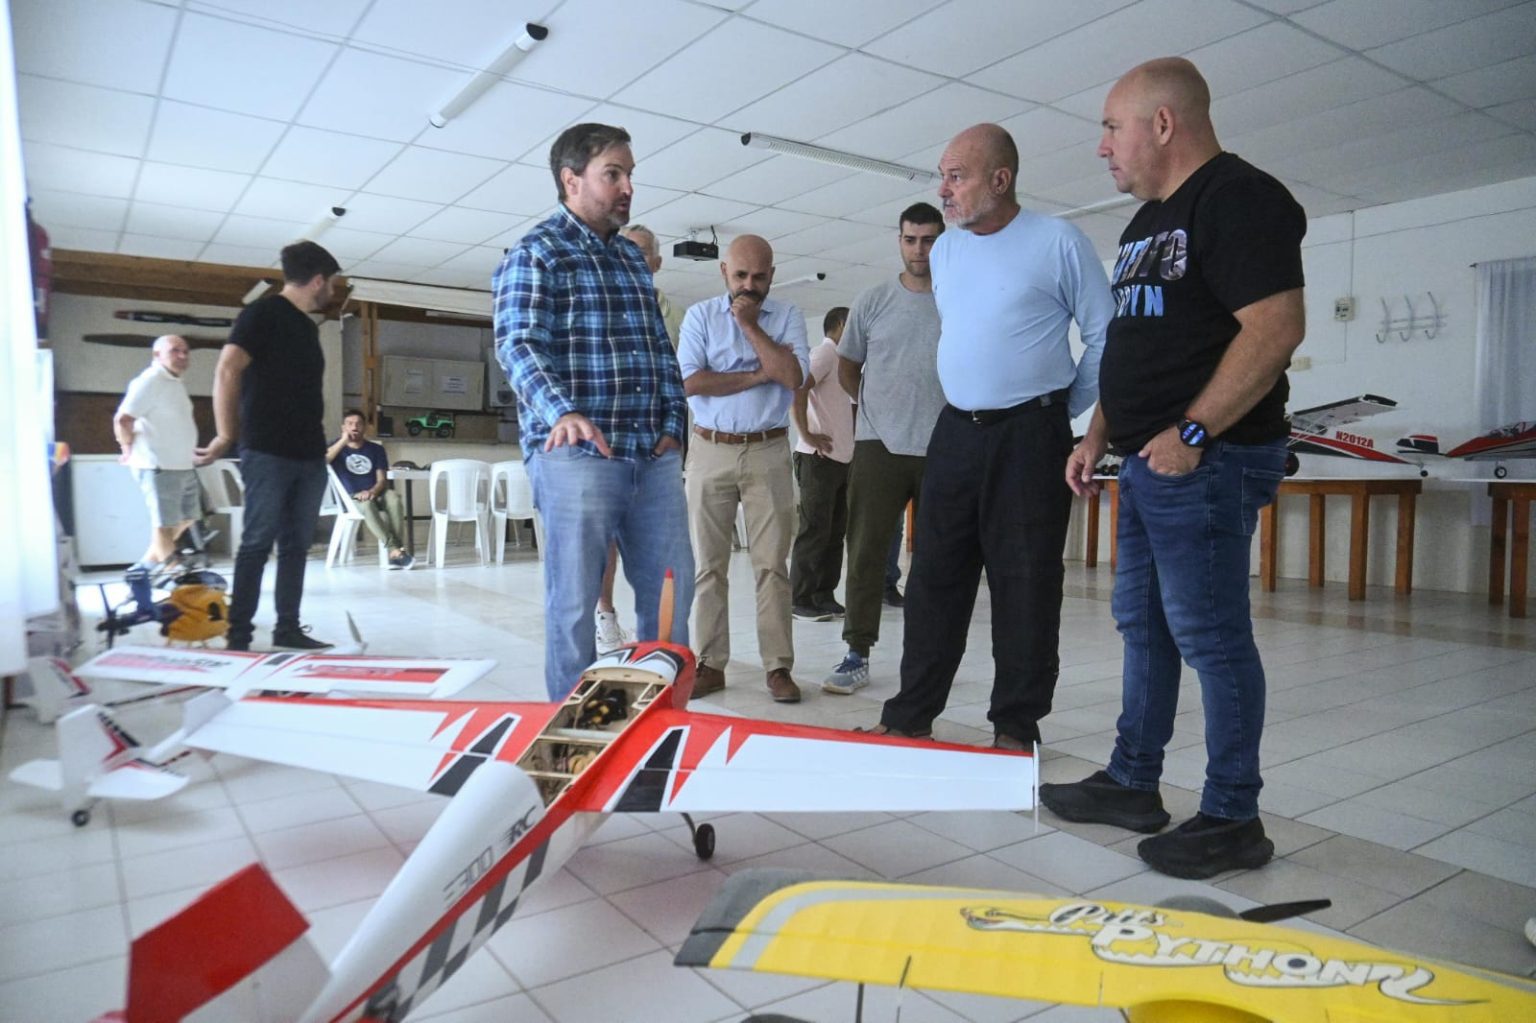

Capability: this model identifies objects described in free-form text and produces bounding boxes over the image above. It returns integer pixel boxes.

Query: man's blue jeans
[1106,439,1287,820]
[227,449,328,645]
[527,447,694,700]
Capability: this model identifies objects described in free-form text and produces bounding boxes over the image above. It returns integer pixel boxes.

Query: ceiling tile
[44,224,121,252]
[261,128,405,191]
[968,0,1268,102]
[1015,140,1103,191]
[417,82,596,162]
[862,0,1135,78]
[628,185,690,225]
[635,193,760,239]
[639,128,771,192]
[701,156,852,207]
[726,53,947,141]
[1488,98,1536,132]
[368,236,473,267]
[412,208,530,246]
[349,0,541,64]
[162,12,338,120]
[1210,58,1408,137]
[779,173,936,219]
[1292,0,1526,51]
[1242,0,1326,12]
[362,147,507,204]
[1265,112,1515,184]
[1182,22,1347,98]
[415,266,491,289]
[996,107,1100,159]
[17,76,155,157]
[186,0,372,39]
[336,194,446,234]
[708,205,826,240]
[212,215,311,250]
[509,0,728,98]
[22,142,140,199]
[198,243,281,269]
[346,259,438,280]
[1327,132,1536,200]
[310,227,394,261]
[843,186,947,227]
[438,244,508,271]
[298,49,465,143]
[135,163,252,211]
[1032,174,1124,210]
[146,102,287,174]
[745,0,947,47]
[234,178,348,222]
[28,191,128,233]
[118,233,206,260]
[819,83,1028,161]
[621,20,841,124]
[771,218,888,257]
[486,218,539,249]
[11,0,176,93]
[1229,87,1464,166]
[123,202,226,241]
[458,163,560,215]
[569,105,701,163]
[1435,53,1536,108]
[1366,4,1536,81]
[816,233,904,266]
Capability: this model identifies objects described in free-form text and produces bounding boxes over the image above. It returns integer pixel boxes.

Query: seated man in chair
[327,409,414,569]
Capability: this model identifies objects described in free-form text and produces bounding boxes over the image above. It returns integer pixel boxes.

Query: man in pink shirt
[790,306,854,621]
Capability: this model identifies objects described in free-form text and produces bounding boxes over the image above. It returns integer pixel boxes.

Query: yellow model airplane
[677,869,1536,1022]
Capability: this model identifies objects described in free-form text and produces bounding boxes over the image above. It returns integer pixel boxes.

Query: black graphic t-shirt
[330,439,388,495]
[229,293,327,459]
[1099,152,1306,453]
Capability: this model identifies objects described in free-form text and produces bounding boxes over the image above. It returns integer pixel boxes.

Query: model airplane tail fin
[17,655,91,723]
[94,862,330,1023]
[58,703,141,791]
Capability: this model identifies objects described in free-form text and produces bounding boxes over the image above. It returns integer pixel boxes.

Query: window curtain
[0,3,60,674]
[1472,255,1536,430]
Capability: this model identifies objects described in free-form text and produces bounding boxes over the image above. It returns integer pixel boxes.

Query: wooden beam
[360,301,380,424]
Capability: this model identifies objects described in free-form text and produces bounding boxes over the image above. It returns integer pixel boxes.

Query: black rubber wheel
[1495,465,1508,479]
[436,425,453,438]
[693,822,715,860]
[71,809,90,828]
[407,423,422,436]
[1284,451,1300,477]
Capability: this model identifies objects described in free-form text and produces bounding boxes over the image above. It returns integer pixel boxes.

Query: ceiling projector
[673,239,719,261]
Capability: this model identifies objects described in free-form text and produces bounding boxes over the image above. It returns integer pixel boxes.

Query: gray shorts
[135,468,201,528]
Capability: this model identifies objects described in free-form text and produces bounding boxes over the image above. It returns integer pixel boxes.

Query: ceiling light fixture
[241,280,272,305]
[303,205,347,242]
[741,133,939,184]
[775,272,827,288]
[1052,195,1138,219]
[430,22,550,128]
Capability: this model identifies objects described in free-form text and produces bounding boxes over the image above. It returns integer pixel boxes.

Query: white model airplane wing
[75,646,495,699]
[1288,394,1398,436]
[182,694,564,794]
[581,710,1036,815]
[89,760,190,801]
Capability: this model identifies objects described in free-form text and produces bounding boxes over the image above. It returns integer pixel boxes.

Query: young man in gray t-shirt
[822,203,946,695]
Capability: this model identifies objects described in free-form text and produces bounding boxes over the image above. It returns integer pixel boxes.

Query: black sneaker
[271,626,334,651]
[883,585,904,608]
[225,636,251,652]
[1137,813,1274,879]
[1038,770,1171,833]
[793,605,835,622]
[817,598,846,617]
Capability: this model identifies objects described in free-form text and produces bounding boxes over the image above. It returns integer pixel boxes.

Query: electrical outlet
[1333,297,1356,322]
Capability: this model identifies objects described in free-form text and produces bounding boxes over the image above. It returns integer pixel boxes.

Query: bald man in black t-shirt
[1040,58,1306,881]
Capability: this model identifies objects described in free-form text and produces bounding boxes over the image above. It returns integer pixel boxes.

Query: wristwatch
[1177,417,1210,448]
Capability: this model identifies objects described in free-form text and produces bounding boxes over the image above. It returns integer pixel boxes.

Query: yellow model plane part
[682,876,1536,1022]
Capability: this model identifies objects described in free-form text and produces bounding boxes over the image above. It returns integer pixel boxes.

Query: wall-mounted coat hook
[1376,291,1444,343]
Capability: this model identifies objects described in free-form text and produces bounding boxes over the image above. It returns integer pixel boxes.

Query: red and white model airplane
[12,631,1034,1021]
[1287,396,1536,478]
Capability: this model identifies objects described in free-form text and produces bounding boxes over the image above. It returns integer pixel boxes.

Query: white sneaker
[822,654,870,695]
[595,609,631,654]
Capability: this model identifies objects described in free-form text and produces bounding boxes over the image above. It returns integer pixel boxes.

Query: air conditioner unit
[485,348,516,408]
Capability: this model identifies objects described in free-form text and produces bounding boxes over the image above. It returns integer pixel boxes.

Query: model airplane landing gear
[681,813,715,860]
[71,807,92,828]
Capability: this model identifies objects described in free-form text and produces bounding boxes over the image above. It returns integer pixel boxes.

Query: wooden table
[1259,478,1422,601]
[1082,477,1119,570]
[1483,480,1536,618]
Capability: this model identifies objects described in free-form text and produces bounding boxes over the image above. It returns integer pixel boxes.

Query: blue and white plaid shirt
[494,205,687,461]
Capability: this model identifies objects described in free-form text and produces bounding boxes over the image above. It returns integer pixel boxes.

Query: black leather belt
[955,389,1070,426]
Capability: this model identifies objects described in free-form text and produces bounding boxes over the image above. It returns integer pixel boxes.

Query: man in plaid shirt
[494,122,694,700]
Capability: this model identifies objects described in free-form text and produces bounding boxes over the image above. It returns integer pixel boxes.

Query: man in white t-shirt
[789,306,853,621]
[114,334,201,611]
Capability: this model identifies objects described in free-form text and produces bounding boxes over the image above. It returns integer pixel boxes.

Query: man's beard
[731,287,763,302]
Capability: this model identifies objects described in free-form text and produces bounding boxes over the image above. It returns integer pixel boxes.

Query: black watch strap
[1177,418,1209,448]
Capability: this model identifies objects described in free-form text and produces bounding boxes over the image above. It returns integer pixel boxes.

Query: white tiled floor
[3,544,1535,1021]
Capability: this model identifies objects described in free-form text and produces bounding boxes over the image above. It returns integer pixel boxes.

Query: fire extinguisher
[28,200,51,340]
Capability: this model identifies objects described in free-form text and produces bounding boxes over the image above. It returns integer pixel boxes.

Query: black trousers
[881,402,1073,742]
[790,451,849,607]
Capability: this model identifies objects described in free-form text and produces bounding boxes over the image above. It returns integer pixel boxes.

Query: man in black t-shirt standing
[1039,58,1306,879]
[196,241,342,650]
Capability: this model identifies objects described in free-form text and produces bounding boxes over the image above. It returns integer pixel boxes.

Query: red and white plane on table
[1286,394,1536,479]
[12,637,1035,1023]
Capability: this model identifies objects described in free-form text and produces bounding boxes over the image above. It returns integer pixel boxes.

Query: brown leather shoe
[691,664,726,699]
[765,668,801,703]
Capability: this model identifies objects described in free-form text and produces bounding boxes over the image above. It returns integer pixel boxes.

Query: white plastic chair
[195,459,245,555]
[324,467,389,568]
[491,459,543,562]
[427,459,493,567]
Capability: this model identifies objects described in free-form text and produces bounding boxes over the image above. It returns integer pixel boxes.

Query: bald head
[937,123,1021,234]
[721,234,775,301]
[152,334,190,377]
[1100,57,1221,201]
[621,223,662,273]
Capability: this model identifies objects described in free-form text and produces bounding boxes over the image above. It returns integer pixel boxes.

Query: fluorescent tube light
[741,133,939,184]
[430,23,549,128]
